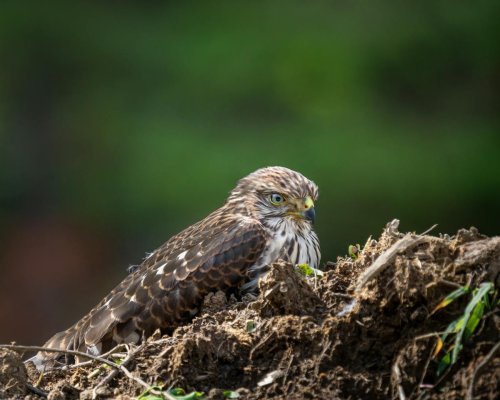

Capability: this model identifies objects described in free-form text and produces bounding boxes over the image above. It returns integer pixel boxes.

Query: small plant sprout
[223,390,240,398]
[87,363,110,379]
[137,385,164,400]
[167,388,204,400]
[431,282,495,376]
[430,285,470,315]
[348,244,360,260]
[138,386,204,400]
[296,263,324,278]
[246,320,256,333]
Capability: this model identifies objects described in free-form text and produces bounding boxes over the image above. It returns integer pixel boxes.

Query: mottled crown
[229,166,319,200]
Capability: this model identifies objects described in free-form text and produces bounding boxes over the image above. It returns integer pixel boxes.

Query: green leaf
[437,351,451,376]
[464,300,485,341]
[453,316,466,333]
[167,389,204,400]
[246,320,256,333]
[296,263,314,276]
[440,316,464,344]
[348,244,359,260]
[223,390,240,399]
[431,285,470,315]
[138,386,165,400]
[451,282,493,364]
[296,263,324,278]
[434,282,494,378]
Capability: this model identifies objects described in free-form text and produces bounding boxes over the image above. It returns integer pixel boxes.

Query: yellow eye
[270,193,285,205]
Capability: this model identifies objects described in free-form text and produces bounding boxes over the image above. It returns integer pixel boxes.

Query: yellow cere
[304,196,314,209]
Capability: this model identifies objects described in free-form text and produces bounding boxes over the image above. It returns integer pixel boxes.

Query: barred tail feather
[30,326,84,370]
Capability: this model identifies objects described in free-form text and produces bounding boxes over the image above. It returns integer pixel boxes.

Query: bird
[32,166,320,368]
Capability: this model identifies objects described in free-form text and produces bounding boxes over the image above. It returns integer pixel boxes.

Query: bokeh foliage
[1,0,499,260]
[0,1,499,342]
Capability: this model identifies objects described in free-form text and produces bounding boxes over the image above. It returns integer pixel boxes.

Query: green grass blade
[166,389,204,400]
[138,386,164,400]
[431,285,470,315]
[464,300,485,341]
[451,282,493,364]
[437,351,451,376]
[440,315,465,344]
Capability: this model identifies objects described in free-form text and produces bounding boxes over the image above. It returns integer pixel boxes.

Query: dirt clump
[6,221,500,399]
[0,348,27,398]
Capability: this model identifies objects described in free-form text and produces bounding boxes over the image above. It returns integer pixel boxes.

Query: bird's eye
[270,193,285,205]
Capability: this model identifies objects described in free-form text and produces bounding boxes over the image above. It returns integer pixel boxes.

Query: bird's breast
[245,220,320,291]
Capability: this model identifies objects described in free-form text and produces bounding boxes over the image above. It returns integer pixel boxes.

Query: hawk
[33,166,320,368]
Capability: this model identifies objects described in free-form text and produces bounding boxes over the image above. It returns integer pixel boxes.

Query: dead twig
[282,351,294,385]
[0,344,118,370]
[26,383,48,398]
[314,338,332,377]
[249,331,276,360]
[414,332,446,341]
[416,336,439,393]
[356,234,426,292]
[437,279,462,289]
[264,282,282,298]
[420,223,438,236]
[69,343,128,369]
[466,340,500,400]
[392,362,406,400]
[329,292,353,299]
[91,342,146,398]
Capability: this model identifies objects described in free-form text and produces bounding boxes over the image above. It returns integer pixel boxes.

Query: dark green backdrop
[1,1,499,344]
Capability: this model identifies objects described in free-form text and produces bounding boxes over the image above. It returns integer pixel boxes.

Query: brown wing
[40,212,267,362]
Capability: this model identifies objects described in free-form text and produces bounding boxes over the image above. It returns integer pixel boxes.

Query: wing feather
[44,214,267,354]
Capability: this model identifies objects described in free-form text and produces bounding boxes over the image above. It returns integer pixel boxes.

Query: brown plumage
[33,166,320,368]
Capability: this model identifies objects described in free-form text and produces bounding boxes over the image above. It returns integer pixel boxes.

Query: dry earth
[1,221,499,399]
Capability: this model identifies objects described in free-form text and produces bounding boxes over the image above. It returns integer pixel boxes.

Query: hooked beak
[303,206,316,223]
[300,196,316,224]
[287,196,316,223]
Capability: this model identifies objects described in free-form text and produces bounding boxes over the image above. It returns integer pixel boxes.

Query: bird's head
[228,166,318,225]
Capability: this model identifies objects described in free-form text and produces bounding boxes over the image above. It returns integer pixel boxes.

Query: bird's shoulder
[141,210,268,271]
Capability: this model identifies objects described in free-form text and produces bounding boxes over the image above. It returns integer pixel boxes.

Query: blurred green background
[1,1,499,345]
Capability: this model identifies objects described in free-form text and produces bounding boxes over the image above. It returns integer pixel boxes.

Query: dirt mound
[5,221,500,399]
